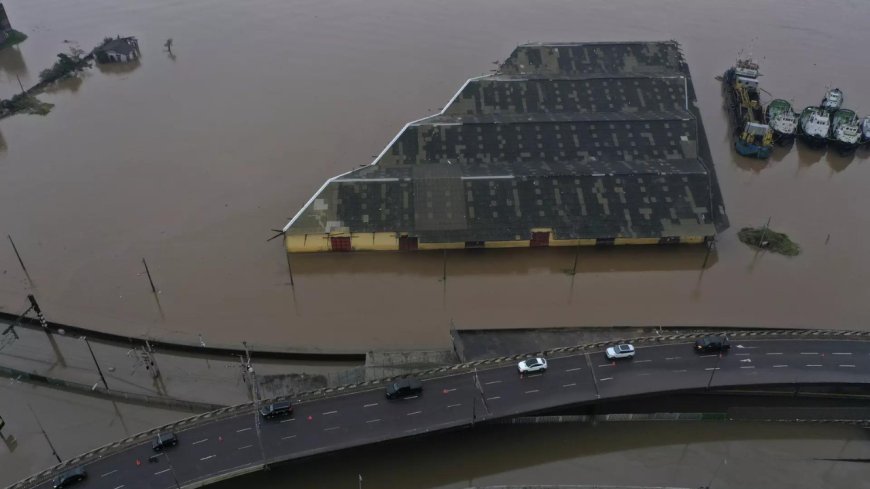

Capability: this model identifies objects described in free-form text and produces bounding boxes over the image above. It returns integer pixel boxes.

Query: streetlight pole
[81,336,109,390]
[243,342,267,467]
[160,448,182,489]
[27,403,61,464]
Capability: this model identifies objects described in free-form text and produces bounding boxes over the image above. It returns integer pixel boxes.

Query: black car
[694,335,731,353]
[152,432,178,451]
[259,401,293,419]
[385,378,423,400]
[52,467,86,489]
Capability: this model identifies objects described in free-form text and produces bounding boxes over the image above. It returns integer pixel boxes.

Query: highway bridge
[8,331,870,489]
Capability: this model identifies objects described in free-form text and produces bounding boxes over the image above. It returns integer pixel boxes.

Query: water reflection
[96,59,141,75]
[826,151,854,174]
[0,46,28,79]
[795,141,826,168]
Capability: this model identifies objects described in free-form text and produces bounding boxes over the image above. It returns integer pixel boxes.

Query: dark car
[52,467,86,489]
[694,335,731,353]
[385,379,423,400]
[259,401,293,419]
[152,432,178,451]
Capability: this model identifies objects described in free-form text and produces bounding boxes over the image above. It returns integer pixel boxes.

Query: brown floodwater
[1,0,869,351]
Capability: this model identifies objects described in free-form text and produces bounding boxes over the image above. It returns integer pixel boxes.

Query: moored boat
[862,117,870,145]
[735,121,774,158]
[820,88,843,113]
[797,106,830,147]
[722,59,772,158]
[765,99,797,143]
[829,109,861,153]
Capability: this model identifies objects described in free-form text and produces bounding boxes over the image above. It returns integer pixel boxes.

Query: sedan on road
[52,467,86,489]
[517,357,548,374]
[694,335,730,353]
[385,378,423,399]
[605,344,636,360]
[152,432,178,451]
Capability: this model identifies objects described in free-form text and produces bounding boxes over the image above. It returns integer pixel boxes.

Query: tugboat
[797,106,831,148]
[829,108,861,154]
[765,99,798,144]
[820,88,843,113]
[862,117,870,146]
[723,59,774,158]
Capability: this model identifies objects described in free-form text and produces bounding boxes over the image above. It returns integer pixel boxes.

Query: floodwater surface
[1,0,869,350]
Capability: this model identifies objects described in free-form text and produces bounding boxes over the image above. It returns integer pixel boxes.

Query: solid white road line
[238,445,253,450]
[565,367,583,372]
[200,455,216,461]
[192,438,208,445]
[322,410,338,415]
[406,411,422,416]
[282,435,296,440]
[236,427,252,433]
[363,403,378,408]
[101,470,118,478]
[366,419,381,423]
[154,469,171,476]
[447,403,462,408]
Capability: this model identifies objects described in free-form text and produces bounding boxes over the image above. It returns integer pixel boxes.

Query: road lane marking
[405,428,418,433]
[192,438,208,445]
[200,455,216,461]
[280,418,295,423]
[839,364,856,368]
[600,377,613,381]
[806,364,823,367]
[485,380,502,385]
[407,411,422,416]
[704,368,720,371]
[447,403,462,408]
[665,357,681,360]
[282,435,296,440]
[322,410,338,415]
[363,403,378,408]
[773,365,788,368]
[238,445,253,450]
[101,470,118,478]
[832,352,852,355]
[766,353,783,355]
[236,427,252,433]
[366,419,382,423]
[672,369,687,373]
[112,486,124,489]
[598,364,614,367]
[562,383,577,387]
[634,360,652,363]
[740,366,755,369]
[525,389,539,394]
[565,367,583,372]
[486,396,501,401]
[699,355,717,358]
[404,395,419,400]
[800,352,819,355]
[324,426,340,431]
[154,469,171,476]
[637,373,651,376]
[443,388,457,393]
[735,353,751,356]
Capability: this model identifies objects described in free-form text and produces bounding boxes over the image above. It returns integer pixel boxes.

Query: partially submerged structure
[284,42,727,252]
[94,36,140,63]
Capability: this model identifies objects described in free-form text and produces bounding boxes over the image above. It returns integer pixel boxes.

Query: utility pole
[144,340,160,379]
[8,235,33,286]
[160,447,183,489]
[142,258,159,294]
[81,336,109,390]
[242,342,267,467]
[26,294,49,333]
[27,403,61,464]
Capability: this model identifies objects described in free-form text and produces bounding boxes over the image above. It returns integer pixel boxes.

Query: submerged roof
[284,42,727,243]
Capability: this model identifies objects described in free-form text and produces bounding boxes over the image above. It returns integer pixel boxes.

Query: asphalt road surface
[20,338,870,489]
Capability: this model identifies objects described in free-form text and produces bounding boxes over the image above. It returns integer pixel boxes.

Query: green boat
[765,99,797,143]
[829,108,861,154]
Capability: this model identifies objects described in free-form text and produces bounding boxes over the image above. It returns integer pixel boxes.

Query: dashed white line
[101,470,118,478]
[404,395,419,400]
[200,455,216,461]
[485,380,502,385]
[406,411,422,416]
[598,364,614,367]
[366,419,382,423]
[525,389,539,394]
[238,444,253,450]
[699,355,717,358]
[236,427,252,433]
[735,353,751,356]
[704,368,720,371]
[672,369,687,373]
[839,364,856,368]
[766,352,783,355]
[565,367,583,372]
[600,377,613,381]
[665,357,681,361]
[405,428,418,433]
[443,388,457,393]
[486,396,501,401]
[634,360,652,363]
[832,352,852,355]
[322,410,338,415]
[806,364,823,367]
[773,365,788,368]
[324,426,340,431]
[562,383,577,387]
[112,485,124,489]
[800,352,819,355]
[363,403,378,408]
[740,366,755,369]
[154,469,171,476]
[192,438,208,445]
[281,435,296,440]
[447,403,463,408]
[280,418,295,423]
[637,373,651,376]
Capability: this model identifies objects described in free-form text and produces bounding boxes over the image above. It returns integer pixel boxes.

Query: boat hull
[735,139,772,159]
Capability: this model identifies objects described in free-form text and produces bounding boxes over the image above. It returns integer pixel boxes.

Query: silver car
[605,344,635,360]
[517,357,548,374]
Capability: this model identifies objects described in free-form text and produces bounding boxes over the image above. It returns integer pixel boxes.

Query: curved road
[16,338,870,489]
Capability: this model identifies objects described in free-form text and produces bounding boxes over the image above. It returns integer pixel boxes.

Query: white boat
[798,106,830,147]
[820,88,843,113]
[829,109,861,153]
[862,117,870,145]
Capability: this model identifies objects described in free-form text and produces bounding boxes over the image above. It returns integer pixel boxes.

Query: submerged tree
[164,38,173,53]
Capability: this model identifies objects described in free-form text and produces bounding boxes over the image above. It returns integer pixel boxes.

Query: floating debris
[738,226,800,256]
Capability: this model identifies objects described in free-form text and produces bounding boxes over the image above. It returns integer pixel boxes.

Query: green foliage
[38,50,87,83]
[738,227,801,256]
[0,93,53,116]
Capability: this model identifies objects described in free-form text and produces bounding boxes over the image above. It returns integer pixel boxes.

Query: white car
[517,357,548,374]
[605,344,635,360]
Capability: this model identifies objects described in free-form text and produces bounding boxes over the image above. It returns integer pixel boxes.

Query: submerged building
[284,42,728,252]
